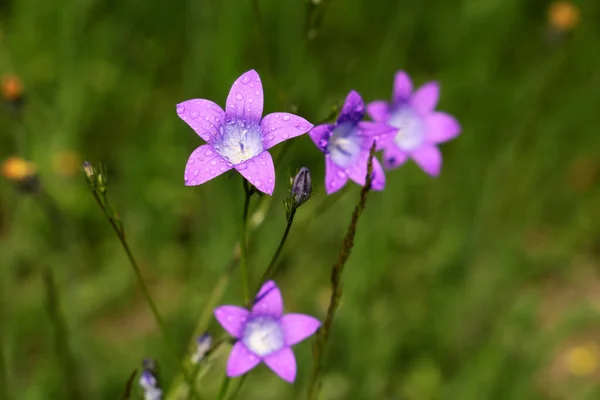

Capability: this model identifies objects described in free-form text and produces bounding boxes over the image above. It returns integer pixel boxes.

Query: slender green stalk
[87,187,202,400]
[216,375,231,400]
[306,143,377,400]
[227,375,247,400]
[240,179,253,304]
[0,282,8,400]
[257,208,296,289]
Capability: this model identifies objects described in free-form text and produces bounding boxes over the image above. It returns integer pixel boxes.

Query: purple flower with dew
[308,90,394,194]
[177,70,314,195]
[366,71,461,177]
[214,280,320,383]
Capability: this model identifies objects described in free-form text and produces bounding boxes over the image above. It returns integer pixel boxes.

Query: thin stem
[227,375,247,400]
[88,190,202,400]
[0,285,8,400]
[216,375,231,400]
[257,208,296,290]
[306,144,377,400]
[240,179,252,304]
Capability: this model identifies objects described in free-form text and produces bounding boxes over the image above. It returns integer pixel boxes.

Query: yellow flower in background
[1,156,36,181]
[566,343,599,377]
[52,150,82,178]
[1,73,24,102]
[548,1,580,31]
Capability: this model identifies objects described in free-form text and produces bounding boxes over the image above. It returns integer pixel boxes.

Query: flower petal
[412,144,442,177]
[225,70,263,125]
[347,151,386,191]
[260,113,313,150]
[382,143,409,170]
[325,156,349,195]
[281,314,320,346]
[252,280,283,317]
[358,121,396,151]
[177,99,225,143]
[263,347,297,383]
[366,100,390,122]
[338,90,365,124]
[214,306,250,338]
[184,145,233,186]
[425,112,461,144]
[309,124,334,152]
[393,70,413,103]
[234,151,275,195]
[226,342,261,377]
[411,82,439,115]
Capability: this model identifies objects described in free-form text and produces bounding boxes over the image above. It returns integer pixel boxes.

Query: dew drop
[194,170,199,176]
[210,169,216,176]
[255,91,260,96]
[282,115,291,121]
[282,133,289,139]
[176,105,185,114]
[188,159,195,165]
[190,111,199,119]
[268,135,275,141]
[260,161,266,166]
[235,92,244,101]
[268,178,273,184]
[248,98,253,103]
[237,163,248,170]
[210,160,217,166]
[241,75,250,84]
[204,149,214,157]
[220,166,226,171]
[191,179,198,185]
[255,179,262,187]
[338,171,345,178]
[275,114,280,119]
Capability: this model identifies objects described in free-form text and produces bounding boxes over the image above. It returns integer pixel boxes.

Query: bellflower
[177,70,313,195]
[308,90,394,194]
[367,71,461,177]
[214,280,320,383]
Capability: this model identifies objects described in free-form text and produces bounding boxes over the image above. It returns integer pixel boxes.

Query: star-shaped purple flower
[214,280,320,383]
[366,71,461,177]
[177,70,313,195]
[308,90,394,194]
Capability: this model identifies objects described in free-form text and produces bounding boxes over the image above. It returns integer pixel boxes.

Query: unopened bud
[191,333,212,364]
[81,161,94,182]
[291,167,312,208]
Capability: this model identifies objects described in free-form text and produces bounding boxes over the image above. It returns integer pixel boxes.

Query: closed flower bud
[290,167,312,208]
[81,161,94,182]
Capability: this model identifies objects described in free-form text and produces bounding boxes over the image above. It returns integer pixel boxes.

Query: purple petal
[358,121,396,151]
[425,112,461,144]
[281,314,320,346]
[411,82,439,115]
[347,151,386,191]
[260,113,313,150]
[252,280,283,317]
[382,143,409,170]
[338,90,365,124]
[393,70,413,103]
[184,145,233,186]
[177,99,225,143]
[308,124,334,152]
[226,342,261,377]
[412,144,442,177]
[214,306,249,338]
[234,151,275,195]
[325,156,349,195]
[225,70,263,125]
[366,100,390,122]
[263,347,297,383]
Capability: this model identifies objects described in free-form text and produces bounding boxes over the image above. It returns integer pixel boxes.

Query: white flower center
[388,105,425,151]
[213,120,264,165]
[242,316,285,357]
[327,122,361,168]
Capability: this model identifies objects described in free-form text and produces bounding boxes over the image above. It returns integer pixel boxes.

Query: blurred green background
[1,0,600,399]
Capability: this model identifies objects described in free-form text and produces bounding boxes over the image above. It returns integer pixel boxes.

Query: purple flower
[177,70,313,195]
[366,71,461,177]
[214,280,320,383]
[308,91,394,195]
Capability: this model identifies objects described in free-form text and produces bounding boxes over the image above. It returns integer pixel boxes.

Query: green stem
[240,179,252,304]
[227,375,247,400]
[216,375,231,400]
[257,208,296,289]
[89,190,202,400]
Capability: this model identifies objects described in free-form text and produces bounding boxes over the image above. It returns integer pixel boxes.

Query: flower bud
[290,167,312,208]
[191,333,212,364]
[81,161,94,182]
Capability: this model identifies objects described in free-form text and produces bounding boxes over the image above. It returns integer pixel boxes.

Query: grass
[1,0,600,399]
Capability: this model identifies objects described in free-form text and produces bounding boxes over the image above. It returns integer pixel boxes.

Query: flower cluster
[178,69,461,196]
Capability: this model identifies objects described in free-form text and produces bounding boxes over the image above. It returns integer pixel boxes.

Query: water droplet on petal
[194,170,199,176]
[188,159,195,165]
[210,160,217,166]
[249,98,253,103]
[255,91,260,96]
[204,149,214,157]
[255,179,262,187]
[237,163,248,170]
[235,92,244,101]
[275,114,280,119]
[282,133,289,139]
[260,161,266,166]
[191,179,198,185]
[282,115,291,121]
[338,171,345,178]
[241,75,250,84]
[268,178,273,184]
[177,105,185,114]
[268,135,275,140]
[190,111,199,119]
